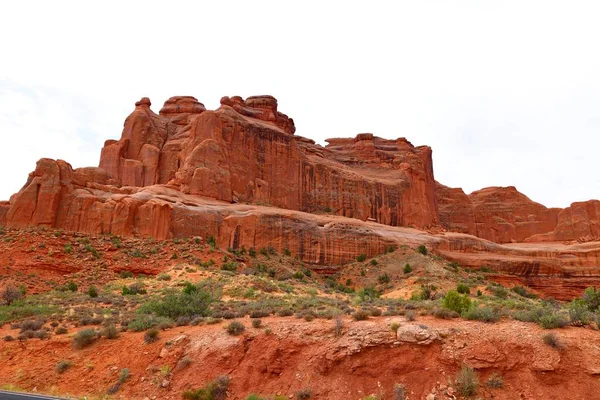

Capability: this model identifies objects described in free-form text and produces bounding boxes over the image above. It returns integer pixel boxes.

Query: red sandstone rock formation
[436,183,562,243]
[96,96,438,228]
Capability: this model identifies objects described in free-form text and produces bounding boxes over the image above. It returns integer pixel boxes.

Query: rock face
[526,200,600,242]
[436,184,562,243]
[97,96,438,228]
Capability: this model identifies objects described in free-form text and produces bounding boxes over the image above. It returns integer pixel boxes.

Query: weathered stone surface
[396,324,440,344]
[527,200,600,243]
[437,184,561,243]
[97,96,438,228]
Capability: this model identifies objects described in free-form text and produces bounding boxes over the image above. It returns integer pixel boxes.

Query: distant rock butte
[0,95,598,297]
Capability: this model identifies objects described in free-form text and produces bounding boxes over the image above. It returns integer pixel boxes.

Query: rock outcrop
[95,96,438,228]
[436,183,562,243]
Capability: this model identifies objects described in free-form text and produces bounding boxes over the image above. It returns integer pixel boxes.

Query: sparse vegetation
[144,328,160,344]
[56,360,72,374]
[403,263,412,274]
[73,329,97,349]
[542,332,564,349]
[486,373,504,388]
[226,320,245,335]
[183,375,231,400]
[455,365,478,396]
[357,254,367,262]
[417,245,428,255]
[443,290,472,314]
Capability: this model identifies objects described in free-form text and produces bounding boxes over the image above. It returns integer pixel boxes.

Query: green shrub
[73,329,97,349]
[378,274,390,284]
[370,259,378,266]
[63,243,73,254]
[580,287,600,311]
[102,324,119,339]
[221,262,237,272]
[433,307,459,319]
[403,263,412,274]
[66,281,78,292]
[456,283,470,295]
[1,285,23,306]
[251,318,262,328]
[489,285,508,299]
[417,245,428,255]
[357,287,381,302]
[352,310,370,321]
[144,329,160,344]
[122,282,146,295]
[138,286,213,319]
[443,290,472,314]
[456,365,478,396]
[356,254,367,262]
[292,271,304,280]
[569,300,591,325]
[511,286,537,299]
[118,368,130,383]
[183,375,231,400]
[486,373,504,388]
[538,310,569,329]
[226,320,245,336]
[120,270,134,279]
[157,273,171,281]
[206,235,217,248]
[87,285,98,298]
[56,360,72,373]
[542,332,563,349]
[464,306,500,323]
[296,389,312,400]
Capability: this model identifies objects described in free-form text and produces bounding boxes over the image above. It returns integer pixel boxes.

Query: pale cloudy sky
[1,1,598,208]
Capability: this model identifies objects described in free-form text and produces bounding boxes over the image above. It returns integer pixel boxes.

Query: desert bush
[417,245,428,255]
[489,285,508,299]
[455,365,478,396]
[87,285,98,298]
[456,283,470,295]
[122,282,146,295]
[334,316,344,337]
[120,270,134,279]
[357,287,381,302]
[251,318,262,328]
[55,326,68,335]
[486,373,504,388]
[102,324,119,339]
[511,286,536,299]
[433,307,459,319]
[183,375,231,400]
[352,310,370,321]
[138,285,213,319]
[393,383,406,400]
[378,274,390,284]
[405,310,416,321]
[390,322,401,332]
[443,290,472,314]
[296,389,312,400]
[157,273,171,281]
[370,259,378,266]
[580,287,600,311]
[18,319,45,332]
[144,328,160,344]
[2,285,23,305]
[66,281,78,292]
[403,263,412,274]
[464,306,501,323]
[4,335,14,341]
[119,368,130,383]
[542,332,564,349]
[356,254,367,262]
[73,329,97,349]
[56,360,72,374]
[569,300,591,325]
[538,310,569,329]
[176,316,191,326]
[226,320,245,336]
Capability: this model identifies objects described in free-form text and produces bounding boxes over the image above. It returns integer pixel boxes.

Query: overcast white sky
[1,1,598,208]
